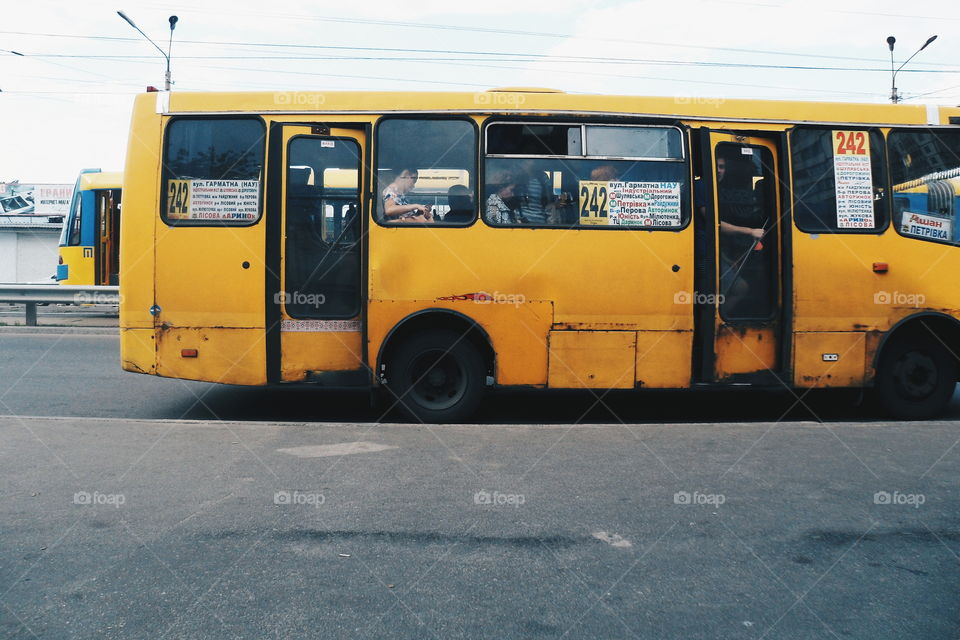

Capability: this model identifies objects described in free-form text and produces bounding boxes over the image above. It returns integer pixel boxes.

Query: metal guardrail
[0,284,120,326]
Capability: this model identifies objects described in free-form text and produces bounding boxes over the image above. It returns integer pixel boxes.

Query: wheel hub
[408,350,466,411]
[894,351,938,400]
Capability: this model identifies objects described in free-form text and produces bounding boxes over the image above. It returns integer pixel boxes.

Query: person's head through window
[499,183,515,199]
[486,170,520,224]
[717,150,753,192]
[590,164,618,182]
[382,167,432,222]
[394,168,418,194]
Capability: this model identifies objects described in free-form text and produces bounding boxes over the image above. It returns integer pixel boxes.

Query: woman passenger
[382,168,433,223]
[485,171,521,224]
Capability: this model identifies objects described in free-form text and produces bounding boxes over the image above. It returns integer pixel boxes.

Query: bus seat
[445,186,473,223]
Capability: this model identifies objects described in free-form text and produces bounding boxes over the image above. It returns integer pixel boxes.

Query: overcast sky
[1,0,957,182]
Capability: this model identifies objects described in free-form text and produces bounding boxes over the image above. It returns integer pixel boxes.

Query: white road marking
[277,442,399,458]
[592,531,633,548]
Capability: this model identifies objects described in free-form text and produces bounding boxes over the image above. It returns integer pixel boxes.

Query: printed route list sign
[832,130,874,229]
[166,179,260,222]
[579,181,682,227]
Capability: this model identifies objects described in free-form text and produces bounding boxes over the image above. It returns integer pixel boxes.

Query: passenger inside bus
[485,171,521,224]
[445,184,474,223]
[716,149,770,317]
[590,164,619,181]
[516,159,552,225]
[382,168,433,223]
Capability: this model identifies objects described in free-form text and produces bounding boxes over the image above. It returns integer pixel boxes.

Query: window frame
[283,133,363,320]
[789,125,890,235]
[715,140,781,324]
[481,117,690,231]
[67,193,83,246]
[485,121,686,162]
[372,114,480,229]
[160,115,267,228]
[887,126,960,248]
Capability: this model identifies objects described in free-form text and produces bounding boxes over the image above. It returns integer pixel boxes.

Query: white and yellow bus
[120,88,960,421]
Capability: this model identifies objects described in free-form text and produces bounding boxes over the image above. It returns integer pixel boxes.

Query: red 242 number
[835,131,866,155]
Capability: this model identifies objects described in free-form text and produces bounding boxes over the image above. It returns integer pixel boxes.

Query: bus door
[96,189,121,285]
[702,132,783,382]
[267,123,366,384]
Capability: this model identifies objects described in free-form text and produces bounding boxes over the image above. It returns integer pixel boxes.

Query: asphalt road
[1,330,959,423]
[2,416,959,639]
[1,330,959,639]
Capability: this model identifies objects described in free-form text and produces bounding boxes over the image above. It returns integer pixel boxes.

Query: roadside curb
[3,414,950,430]
[0,325,118,335]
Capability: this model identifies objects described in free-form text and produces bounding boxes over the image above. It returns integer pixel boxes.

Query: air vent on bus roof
[486,87,565,93]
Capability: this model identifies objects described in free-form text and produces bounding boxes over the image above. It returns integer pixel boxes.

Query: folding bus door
[267,123,367,384]
[705,131,785,383]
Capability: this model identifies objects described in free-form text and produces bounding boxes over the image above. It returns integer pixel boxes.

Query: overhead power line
[418,59,880,97]
[19,52,958,74]
[714,0,960,23]
[116,6,960,65]
[0,28,957,69]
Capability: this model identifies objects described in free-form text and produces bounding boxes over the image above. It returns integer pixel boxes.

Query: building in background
[0,181,72,283]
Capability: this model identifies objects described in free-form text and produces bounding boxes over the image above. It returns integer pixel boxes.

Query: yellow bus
[57,169,123,285]
[119,89,960,421]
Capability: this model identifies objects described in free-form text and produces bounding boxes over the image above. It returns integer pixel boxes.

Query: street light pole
[887,36,897,103]
[887,34,938,104]
[166,16,178,92]
[117,11,179,91]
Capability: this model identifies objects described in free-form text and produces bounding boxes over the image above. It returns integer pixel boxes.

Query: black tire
[876,336,958,420]
[386,330,485,423]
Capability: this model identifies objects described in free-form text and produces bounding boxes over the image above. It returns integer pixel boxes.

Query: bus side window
[482,123,688,229]
[69,195,82,245]
[888,129,960,246]
[375,118,477,225]
[790,127,888,234]
[161,117,265,226]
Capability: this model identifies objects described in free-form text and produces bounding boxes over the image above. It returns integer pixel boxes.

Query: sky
[1,0,958,183]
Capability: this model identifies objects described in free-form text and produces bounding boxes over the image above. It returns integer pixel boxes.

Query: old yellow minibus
[119,88,960,421]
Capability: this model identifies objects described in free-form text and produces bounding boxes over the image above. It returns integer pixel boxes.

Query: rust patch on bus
[863,330,883,383]
[715,324,777,379]
[122,360,147,374]
[552,322,644,331]
[718,322,771,335]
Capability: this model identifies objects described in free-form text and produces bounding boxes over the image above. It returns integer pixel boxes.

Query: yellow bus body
[120,89,960,419]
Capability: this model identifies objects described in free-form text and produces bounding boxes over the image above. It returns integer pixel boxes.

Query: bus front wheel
[387,330,485,423]
[876,336,958,420]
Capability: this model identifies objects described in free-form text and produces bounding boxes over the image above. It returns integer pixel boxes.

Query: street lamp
[887,34,938,104]
[117,11,179,91]
[1,48,25,92]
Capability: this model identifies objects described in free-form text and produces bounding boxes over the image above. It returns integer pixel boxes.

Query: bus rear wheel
[387,330,485,423]
[876,336,958,420]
